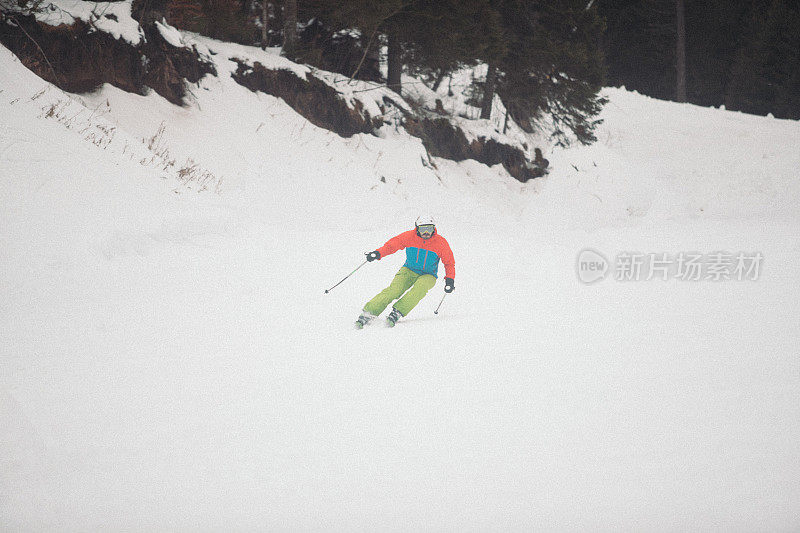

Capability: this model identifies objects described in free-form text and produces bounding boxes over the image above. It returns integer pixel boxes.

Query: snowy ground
[2,35,800,531]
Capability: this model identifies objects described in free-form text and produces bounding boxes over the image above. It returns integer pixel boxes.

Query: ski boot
[355,311,376,329]
[386,308,402,328]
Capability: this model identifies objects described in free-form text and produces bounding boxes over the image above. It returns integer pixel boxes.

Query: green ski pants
[364,266,437,317]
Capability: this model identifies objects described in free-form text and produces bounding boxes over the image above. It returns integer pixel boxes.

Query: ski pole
[434,293,447,314]
[324,259,368,294]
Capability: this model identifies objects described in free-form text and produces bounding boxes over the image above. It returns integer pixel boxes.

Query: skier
[356,215,455,328]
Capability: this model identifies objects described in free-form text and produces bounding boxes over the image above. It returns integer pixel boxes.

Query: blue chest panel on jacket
[404,247,440,277]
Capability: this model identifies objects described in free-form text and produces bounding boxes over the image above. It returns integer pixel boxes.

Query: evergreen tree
[600,0,799,119]
[492,0,607,145]
[304,0,503,96]
[685,0,749,106]
[399,0,505,84]
[304,0,606,142]
[302,0,407,86]
[599,0,674,101]
[725,0,800,119]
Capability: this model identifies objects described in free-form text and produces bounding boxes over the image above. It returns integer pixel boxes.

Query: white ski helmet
[415,215,436,228]
[415,215,436,238]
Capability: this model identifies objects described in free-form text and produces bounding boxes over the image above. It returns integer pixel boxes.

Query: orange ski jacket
[376,229,455,279]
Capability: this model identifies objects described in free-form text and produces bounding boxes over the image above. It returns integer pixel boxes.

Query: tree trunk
[282,0,297,60]
[676,0,687,102]
[431,68,446,92]
[387,26,402,96]
[481,63,497,120]
[261,1,269,49]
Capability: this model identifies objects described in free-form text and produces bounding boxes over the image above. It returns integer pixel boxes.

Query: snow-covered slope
[2,35,800,531]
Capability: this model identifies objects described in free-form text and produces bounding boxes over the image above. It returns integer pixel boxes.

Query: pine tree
[599,0,675,101]
[684,0,749,106]
[398,0,505,86]
[304,0,503,96]
[302,0,606,142]
[725,0,800,119]
[491,0,607,145]
[303,0,407,86]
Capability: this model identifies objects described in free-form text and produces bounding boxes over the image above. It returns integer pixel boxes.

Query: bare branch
[8,14,61,85]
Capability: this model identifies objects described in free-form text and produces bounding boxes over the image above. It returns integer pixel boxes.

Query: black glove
[366,250,381,262]
[444,277,455,293]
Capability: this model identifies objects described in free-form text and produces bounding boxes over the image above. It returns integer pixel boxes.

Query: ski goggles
[417,224,435,236]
